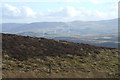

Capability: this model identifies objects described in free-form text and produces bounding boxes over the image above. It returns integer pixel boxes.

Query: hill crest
[2,33,118,60]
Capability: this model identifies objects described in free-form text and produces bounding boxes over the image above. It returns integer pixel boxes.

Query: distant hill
[53,36,119,49]
[2,18,118,34]
[2,33,120,78]
[16,31,119,49]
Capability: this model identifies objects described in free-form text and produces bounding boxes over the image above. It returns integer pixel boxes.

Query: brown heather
[2,33,120,78]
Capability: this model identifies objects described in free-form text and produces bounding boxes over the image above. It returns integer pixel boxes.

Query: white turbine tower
[42,30,45,37]
[68,28,71,33]
[54,29,57,34]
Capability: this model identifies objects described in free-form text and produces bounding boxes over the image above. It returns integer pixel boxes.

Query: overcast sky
[0,0,119,23]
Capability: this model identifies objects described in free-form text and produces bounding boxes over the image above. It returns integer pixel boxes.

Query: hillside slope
[2,34,120,78]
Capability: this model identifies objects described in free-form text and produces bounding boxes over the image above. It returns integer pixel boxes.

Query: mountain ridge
[2,18,118,34]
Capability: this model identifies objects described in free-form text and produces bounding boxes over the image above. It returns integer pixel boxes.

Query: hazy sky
[0,0,119,23]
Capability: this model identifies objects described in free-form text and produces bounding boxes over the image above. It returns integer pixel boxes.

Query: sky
[0,0,119,23]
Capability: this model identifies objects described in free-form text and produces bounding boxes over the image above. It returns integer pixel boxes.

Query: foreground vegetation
[2,33,120,78]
